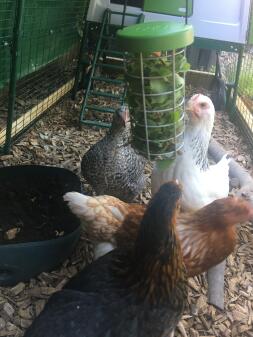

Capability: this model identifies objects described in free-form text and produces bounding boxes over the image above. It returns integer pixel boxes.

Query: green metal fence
[0,0,90,153]
[0,1,14,91]
[187,41,253,153]
[220,46,253,151]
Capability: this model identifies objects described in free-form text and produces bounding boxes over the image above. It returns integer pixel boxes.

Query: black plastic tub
[0,165,81,286]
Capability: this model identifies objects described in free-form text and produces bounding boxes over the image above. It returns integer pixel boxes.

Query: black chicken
[24,182,187,337]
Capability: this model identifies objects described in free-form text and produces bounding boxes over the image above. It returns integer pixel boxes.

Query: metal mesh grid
[220,47,253,148]
[0,0,90,152]
[125,49,186,161]
[220,51,238,85]
[236,48,253,134]
[0,1,14,91]
[0,0,14,142]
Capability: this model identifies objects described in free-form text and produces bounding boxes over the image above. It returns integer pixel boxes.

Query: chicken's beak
[186,102,201,119]
[186,94,202,119]
[121,107,130,125]
[192,108,202,119]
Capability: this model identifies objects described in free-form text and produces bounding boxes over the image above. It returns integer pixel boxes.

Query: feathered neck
[131,234,186,306]
[109,122,131,146]
[129,186,186,306]
[184,122,213,171]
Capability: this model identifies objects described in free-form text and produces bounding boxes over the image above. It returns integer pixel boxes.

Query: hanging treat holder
[117,21,194,161]
[126,49,187,160]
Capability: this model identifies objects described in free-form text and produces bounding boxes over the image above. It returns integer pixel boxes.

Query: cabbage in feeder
[117,21,194,161]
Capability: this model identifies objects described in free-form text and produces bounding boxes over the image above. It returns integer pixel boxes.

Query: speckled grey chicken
[24,182,187,337]
[81,106,147,202]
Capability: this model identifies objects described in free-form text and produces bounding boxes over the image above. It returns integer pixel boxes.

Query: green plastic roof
[117,21,194,53]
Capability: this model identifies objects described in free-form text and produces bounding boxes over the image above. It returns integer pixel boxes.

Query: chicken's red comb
[191,93,201,101]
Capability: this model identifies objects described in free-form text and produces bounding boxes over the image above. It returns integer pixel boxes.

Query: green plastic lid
[117,21,194,53]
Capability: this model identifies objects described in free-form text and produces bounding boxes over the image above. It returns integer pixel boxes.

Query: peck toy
[117,21,194,163]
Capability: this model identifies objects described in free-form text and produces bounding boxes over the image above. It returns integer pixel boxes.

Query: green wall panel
[0,0,89,90]
[0,1,15,91]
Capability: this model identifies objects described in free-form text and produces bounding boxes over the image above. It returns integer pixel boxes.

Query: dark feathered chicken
[24,182,187,337]
[81,105,147,202]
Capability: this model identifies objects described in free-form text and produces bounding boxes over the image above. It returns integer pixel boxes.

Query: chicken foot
[168,322,188,337]
[177,321,188,337]
[207,260,226,310]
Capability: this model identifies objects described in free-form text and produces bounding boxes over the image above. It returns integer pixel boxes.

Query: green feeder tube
[117,21,194,162]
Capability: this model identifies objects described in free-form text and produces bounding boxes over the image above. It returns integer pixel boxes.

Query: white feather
[94,242,115,260]
[107,206,124,222]
[63,192,92,217]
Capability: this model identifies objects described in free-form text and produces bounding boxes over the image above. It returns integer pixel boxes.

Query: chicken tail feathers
[63,192,97,222]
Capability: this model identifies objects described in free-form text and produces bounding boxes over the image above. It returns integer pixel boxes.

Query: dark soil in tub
[0,166,81,244]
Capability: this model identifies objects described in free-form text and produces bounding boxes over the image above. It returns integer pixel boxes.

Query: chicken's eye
[199,102,207,108]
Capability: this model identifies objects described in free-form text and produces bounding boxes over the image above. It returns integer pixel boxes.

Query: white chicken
[151,93,231,310]
[151,94,231,211]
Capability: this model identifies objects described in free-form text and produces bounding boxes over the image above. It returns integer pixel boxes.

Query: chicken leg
[207,258,226,310]
[168,322,187,337]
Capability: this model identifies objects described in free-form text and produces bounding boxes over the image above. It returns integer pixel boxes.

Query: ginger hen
[24,182,187,337]
[64,192,253,277]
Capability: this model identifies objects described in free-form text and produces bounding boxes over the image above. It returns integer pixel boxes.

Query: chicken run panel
[0,0,15,91]
[0,0,88,91]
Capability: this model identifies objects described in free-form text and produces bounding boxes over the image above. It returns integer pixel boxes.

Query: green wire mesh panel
[234,48,253,149]
[220,48,253,150]
[0,0,90,150]
[220,51,238,87]
[0,1,15,91]
[0,0,15,151]
[117,21,193,161]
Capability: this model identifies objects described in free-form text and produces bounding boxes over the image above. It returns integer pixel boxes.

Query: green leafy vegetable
[126,51,189,160]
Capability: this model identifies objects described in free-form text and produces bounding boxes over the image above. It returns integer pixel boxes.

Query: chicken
[175,196,253,276]
[151,94,231,211]
[81,105,147,202]
[63,192,142,259]
[151,93,232,308]
[24,182,187,337]
[64,191,253,277]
